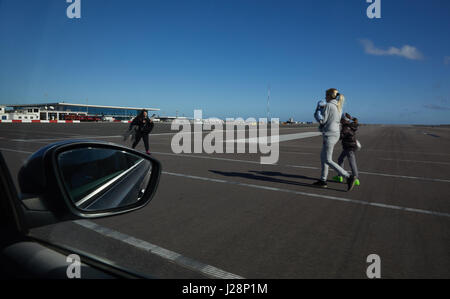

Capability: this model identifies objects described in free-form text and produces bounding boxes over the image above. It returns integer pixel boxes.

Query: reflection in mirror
[57,147,152,212]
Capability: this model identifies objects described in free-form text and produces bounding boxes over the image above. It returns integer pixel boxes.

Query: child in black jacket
[333,113,360,186]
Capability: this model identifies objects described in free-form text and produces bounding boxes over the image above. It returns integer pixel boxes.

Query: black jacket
[130,116,154,134]
[340,120,358,150]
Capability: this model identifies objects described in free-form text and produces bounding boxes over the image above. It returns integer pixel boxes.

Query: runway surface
[0,122,449,278]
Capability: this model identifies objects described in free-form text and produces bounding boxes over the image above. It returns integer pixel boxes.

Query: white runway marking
[228,132,322,144]
[74,220,244,279]
[363,149,450,156]
[151,151,450,183]
[281,145,450,156]
[286,165,450,183]
[379,158,450,166]
[152,151,273,165]
[10,128,321,143]
[1,145,449,183]
[281,151,315,155]
[162,171,450,219]
[12,135,124,142]
[355,170,450,183]
[0,147,33,154]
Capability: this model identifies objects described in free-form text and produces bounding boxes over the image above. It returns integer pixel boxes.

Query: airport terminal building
[0,102,160,122]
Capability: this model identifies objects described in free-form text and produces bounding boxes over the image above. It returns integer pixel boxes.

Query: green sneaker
[332,175,344,183]
[354,179,360,186]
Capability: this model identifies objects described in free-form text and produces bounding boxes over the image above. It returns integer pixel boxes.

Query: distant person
[312,88,357,191]
[333,113,360,186]
[128,109,154,155]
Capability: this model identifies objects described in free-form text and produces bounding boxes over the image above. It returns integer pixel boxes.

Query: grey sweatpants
[320,134,350,181]
[338,149,359,178]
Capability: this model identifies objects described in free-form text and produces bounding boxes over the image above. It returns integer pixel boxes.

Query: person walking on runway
[129,109,154,155]
[312,88,357,191]
[333,113,360,186]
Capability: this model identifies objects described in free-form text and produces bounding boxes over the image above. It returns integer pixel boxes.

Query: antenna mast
[267,84,270,122]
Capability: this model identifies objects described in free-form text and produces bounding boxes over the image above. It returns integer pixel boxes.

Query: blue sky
[0,0,449,124]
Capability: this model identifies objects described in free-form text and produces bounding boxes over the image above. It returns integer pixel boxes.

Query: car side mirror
[18,141,161,229]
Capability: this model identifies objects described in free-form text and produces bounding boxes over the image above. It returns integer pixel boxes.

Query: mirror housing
[18,140,161,229]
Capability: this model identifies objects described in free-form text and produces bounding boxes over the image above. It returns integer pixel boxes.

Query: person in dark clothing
[129,109,154,154]
[333,113,360,186]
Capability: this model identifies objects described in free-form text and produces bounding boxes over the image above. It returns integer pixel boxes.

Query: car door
[0,141,161,279]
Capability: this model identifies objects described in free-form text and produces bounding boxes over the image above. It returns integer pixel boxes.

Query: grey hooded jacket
[320,99,341,136]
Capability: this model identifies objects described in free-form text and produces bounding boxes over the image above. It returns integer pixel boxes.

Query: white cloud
[444,56,450,65]
[359,39,424,60]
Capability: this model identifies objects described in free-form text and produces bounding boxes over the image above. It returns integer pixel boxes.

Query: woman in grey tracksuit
[313,88,356,191]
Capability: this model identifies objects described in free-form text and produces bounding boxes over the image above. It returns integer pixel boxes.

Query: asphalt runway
[0,123,449,278]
